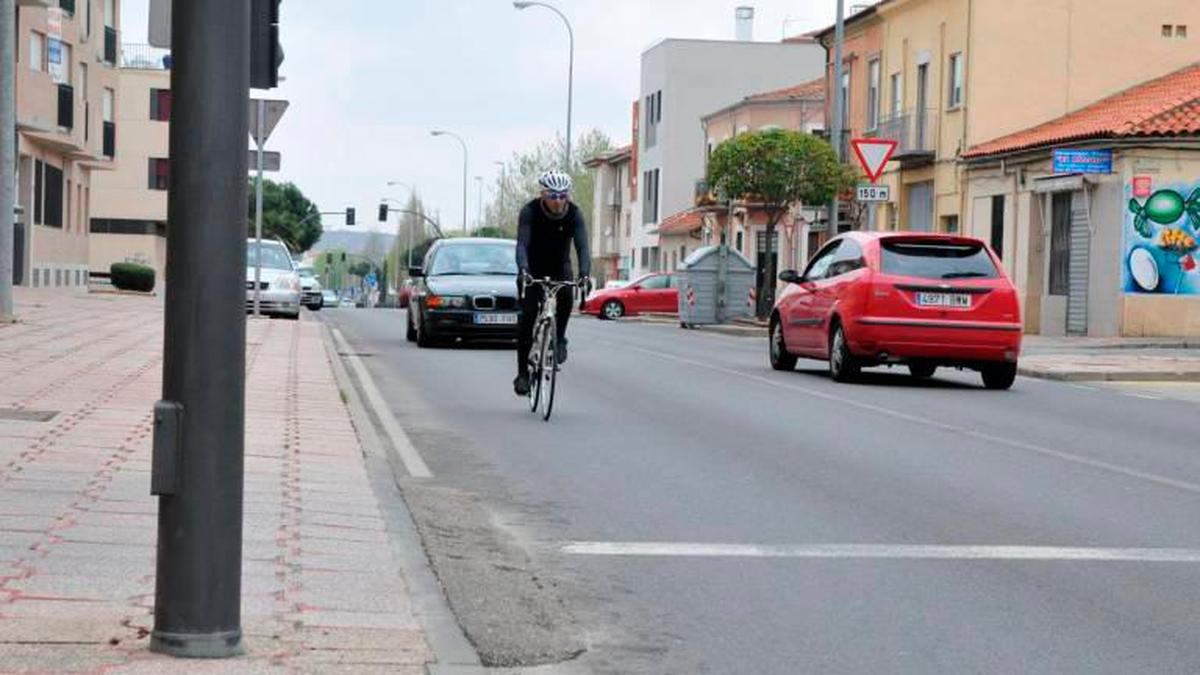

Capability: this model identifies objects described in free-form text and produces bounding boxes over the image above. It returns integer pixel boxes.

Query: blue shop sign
[1053,148,1113,174]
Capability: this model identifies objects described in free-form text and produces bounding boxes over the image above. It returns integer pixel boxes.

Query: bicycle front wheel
[539,327,557,421]
[528,321,546,413]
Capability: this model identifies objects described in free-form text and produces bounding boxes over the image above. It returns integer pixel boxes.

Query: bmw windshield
[429,244,518,276]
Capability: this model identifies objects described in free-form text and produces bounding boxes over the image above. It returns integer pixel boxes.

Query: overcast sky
[122,1,839,235]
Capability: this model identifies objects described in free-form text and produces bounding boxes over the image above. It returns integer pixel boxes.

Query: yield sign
[850,138,898,182]
[249,99,289,147]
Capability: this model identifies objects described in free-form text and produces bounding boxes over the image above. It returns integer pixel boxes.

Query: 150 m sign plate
[856,184,890,202]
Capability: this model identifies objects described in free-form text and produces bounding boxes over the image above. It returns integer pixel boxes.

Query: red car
[583,273,679,319]
[770,232,1022,389]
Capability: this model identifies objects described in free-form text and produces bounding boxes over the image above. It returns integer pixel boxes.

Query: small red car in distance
[770,232,1022,389]
[582,273,679,319]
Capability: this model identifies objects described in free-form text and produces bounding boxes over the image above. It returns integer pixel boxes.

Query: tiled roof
[744,77,826,104]
[656,209,704,235]
[965,62,1200,159]
[583,145,633,167]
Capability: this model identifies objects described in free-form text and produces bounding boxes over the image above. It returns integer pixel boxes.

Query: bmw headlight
[427,295,467,309]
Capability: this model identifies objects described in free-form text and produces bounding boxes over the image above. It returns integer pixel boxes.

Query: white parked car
[246,239,301,320]
[297,266,324,310]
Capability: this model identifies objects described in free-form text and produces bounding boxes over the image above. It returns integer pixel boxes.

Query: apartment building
[630,36,824,278]
[89,44,171,283]
[583,144,633,287]
[14,0,120,288]
[816,0,1200,243]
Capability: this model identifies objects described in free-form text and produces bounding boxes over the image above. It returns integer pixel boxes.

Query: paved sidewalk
[0,289,435,673]
[625,312,1200,381]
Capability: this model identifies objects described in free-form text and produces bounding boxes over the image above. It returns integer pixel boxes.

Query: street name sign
[850,138,898,183]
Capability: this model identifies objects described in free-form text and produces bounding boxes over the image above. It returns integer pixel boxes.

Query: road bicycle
[521,274,585,421]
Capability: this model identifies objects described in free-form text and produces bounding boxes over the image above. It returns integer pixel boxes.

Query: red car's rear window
[880,240,999,281]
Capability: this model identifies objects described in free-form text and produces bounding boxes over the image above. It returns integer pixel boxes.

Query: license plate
[916,292,971,308]
[474,312,517,325]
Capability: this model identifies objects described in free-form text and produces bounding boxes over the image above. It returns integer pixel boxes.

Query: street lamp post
[431,130,468,235]
[513,1,573,169]
[474,176,483,231]
[385,180,413,292]
[493,161,507,230]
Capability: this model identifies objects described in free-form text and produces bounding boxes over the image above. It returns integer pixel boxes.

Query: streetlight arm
[514,1,573,169]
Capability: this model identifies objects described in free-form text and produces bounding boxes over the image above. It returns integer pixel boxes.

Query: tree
[482,129,613,236]
[247,179,322,253]
[707,129,856,316]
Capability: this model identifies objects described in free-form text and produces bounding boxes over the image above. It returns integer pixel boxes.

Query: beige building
[89,44,170,283]
[964,63,1200,337]
[583,145,634,286]
[829,0,1200,244]
[14,0,120,288]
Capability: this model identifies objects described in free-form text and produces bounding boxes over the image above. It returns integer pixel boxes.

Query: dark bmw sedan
[406,238,520,347]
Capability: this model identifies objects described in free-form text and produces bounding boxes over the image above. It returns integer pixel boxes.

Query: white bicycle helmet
[537,169,573,192]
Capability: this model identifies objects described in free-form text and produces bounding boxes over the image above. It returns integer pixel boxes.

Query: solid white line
[331,327,433,479]
[562,542,1200,563]
[604,341,1200,496]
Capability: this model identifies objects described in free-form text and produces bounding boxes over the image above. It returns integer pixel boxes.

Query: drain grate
[0,409,60,422]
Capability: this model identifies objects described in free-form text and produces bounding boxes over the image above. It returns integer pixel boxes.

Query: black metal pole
[151,0,250,658]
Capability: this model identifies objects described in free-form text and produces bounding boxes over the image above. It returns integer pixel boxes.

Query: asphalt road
[322,307,1200,675]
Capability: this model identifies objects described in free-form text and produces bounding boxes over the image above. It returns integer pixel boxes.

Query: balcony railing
[57,83,73,129]
[121,43,171,70]
[103,121,115,159]
[877,108,939,160]
[104,27,117,65]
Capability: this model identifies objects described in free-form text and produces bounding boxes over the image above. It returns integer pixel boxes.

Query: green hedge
[110,262,156,293]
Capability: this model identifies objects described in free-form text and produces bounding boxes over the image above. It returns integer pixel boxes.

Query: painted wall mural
[1124,184,1200,294]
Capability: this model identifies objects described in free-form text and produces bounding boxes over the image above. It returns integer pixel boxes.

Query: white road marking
[563,542,1200,563]
[331,327,433,479]
[604,341,1200,496]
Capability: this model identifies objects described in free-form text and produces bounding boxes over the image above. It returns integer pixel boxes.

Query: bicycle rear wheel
[539,326,557,421]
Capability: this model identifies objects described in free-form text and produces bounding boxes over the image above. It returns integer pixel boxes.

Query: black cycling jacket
[515,198,590,281]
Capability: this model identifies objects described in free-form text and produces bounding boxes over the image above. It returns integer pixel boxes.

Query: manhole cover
[0,409,59,422]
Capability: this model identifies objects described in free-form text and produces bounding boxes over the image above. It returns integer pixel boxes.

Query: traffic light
[378,203,389,222]
[250,0,283,89]
[345,207,355,225]
[340,252,346,262]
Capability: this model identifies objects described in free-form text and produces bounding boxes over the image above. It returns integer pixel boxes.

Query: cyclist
[513,169,590,396]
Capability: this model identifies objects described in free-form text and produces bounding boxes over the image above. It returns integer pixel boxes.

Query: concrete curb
[1018,368,1200,383]
[317,321,485,675]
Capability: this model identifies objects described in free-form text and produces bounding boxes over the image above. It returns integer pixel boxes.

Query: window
[102,87,114,122]
[941,214,959,233]
[890,72,902,117]
[104,0,115,28]
[804,240,843,280]
[1177,25,1189,38]
[880,241,998,280]
[828,239,865,278]
[1163,24,1175,37]
[641,274,669,290]
[148,158,169,190]
[840,70,850,128]
[1049,192,1072,295]
[30,32,45,72]
[867,58,881,130]
[43,164,63,228]
[58,43,72,83]
[150,88,172,121]
[948,53,964,108]
[990,195,1005,259]
[643,89,662,148]
[34,160,43,224]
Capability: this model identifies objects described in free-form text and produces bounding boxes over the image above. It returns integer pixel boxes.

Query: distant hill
[311,230,398,256]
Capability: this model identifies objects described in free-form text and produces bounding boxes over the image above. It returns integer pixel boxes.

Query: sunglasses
[544,191,570,201]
